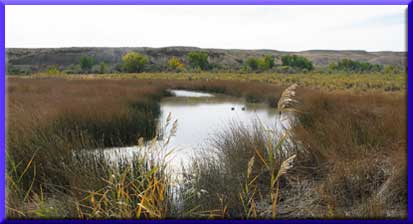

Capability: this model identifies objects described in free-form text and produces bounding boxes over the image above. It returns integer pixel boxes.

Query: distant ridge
[6,47,407,73]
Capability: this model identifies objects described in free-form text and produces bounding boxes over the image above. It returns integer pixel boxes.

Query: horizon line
[5,46,407,53]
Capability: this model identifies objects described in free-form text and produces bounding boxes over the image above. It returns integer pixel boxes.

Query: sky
[5,5,407,51]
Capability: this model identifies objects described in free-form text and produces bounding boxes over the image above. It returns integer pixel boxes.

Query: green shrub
[281,55,313,71]
[167,56,185,72]
[79,56,95,73]
[329,59,383,73]
[99,62,108,74]
[245,55,275,72]
[261,55,275,70]
[7,65,32,76]
[187,52,209,70]
[122,52,149,73]
[47,66,61,75]
[245,58,259,71]
[383,65,404,74]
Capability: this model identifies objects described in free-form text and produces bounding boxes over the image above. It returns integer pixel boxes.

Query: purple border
[408,1,412,223]
[1,1,412,224]
[1,2,5,224]
[3,0,412,4]
[0,220,412,224]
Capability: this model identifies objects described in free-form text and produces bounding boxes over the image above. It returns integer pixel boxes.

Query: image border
[0,1,411,223]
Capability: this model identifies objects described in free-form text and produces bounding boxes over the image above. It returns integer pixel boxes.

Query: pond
[101,89,290,172]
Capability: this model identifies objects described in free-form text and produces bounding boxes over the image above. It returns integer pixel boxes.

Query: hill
[6,47,407,73]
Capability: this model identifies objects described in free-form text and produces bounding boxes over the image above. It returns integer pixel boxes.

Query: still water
[101,90,288,171]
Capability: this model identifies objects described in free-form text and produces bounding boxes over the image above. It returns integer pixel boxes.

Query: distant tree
[187,52,209,70]
[79,56,95,73]
[167,57,185,72]
[328,62,338,71]
[99,62,108,74]
[7,64,32,75]
[245,55,275,71]
[262,55,275,70]
[383,65,404,74]
[245,58,259,71]
[281,55,313,71]
[331,59,383,73]
[122,52,149,73]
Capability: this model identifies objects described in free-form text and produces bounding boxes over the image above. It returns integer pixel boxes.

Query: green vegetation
[167,56,185,72]
[122,52,149,73]
[6,49,407,76]
[187,52,209,71]
[245,58,260,71]
[281,55,314,71]
[7,65,32,76]
[46,66,61,75]
[262,54,275,70]
[244,55,275,72]
[99,62,108,74]
[79,56,95,73]
[329,59,383,73]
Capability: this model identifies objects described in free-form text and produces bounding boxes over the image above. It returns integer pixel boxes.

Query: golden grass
[25,71,406,92]
[7,75,406,219]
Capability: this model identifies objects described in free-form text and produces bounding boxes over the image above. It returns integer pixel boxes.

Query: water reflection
[101,90,288,171]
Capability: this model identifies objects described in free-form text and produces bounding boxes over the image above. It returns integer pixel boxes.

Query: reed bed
[177,83,406,218]
[6,76,406,219]
[292,89,407,218]
[30,72,406,92]
[6,77,172,218]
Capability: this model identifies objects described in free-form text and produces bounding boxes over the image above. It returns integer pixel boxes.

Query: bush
[167,56,185,72]
[122,52,149,73]
[383,65,404,74]
[187,52,209,70]
[329,59,383,73]
[47,66,61,75]
[63,64,82,74]
[99,62,108,74]
[261,55,275,70]
[79,56,95,73]
[281,55,313,71]
[7,65,32,76]
[244,55,275,72]
[245,58,259,71]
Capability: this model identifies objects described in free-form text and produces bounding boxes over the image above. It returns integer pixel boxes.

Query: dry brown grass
[178,83,406,219]
[7,76,406,219]
[6,77,172,218]
[292,89,407,218]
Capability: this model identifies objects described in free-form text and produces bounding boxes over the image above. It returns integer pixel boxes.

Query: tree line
[79,52,407,74]
[7,51,406,75]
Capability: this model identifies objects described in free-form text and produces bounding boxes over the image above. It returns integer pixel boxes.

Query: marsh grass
[6,78,173,218]
[7,76,406,219]
[29,72,406,92]
[293,89,407,218]
[177,84,406,219]
[7,113,177,219]
[76,117,178,219]
[178,85,300,219]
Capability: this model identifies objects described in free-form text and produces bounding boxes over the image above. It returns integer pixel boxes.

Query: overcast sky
[5,5,407,51]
